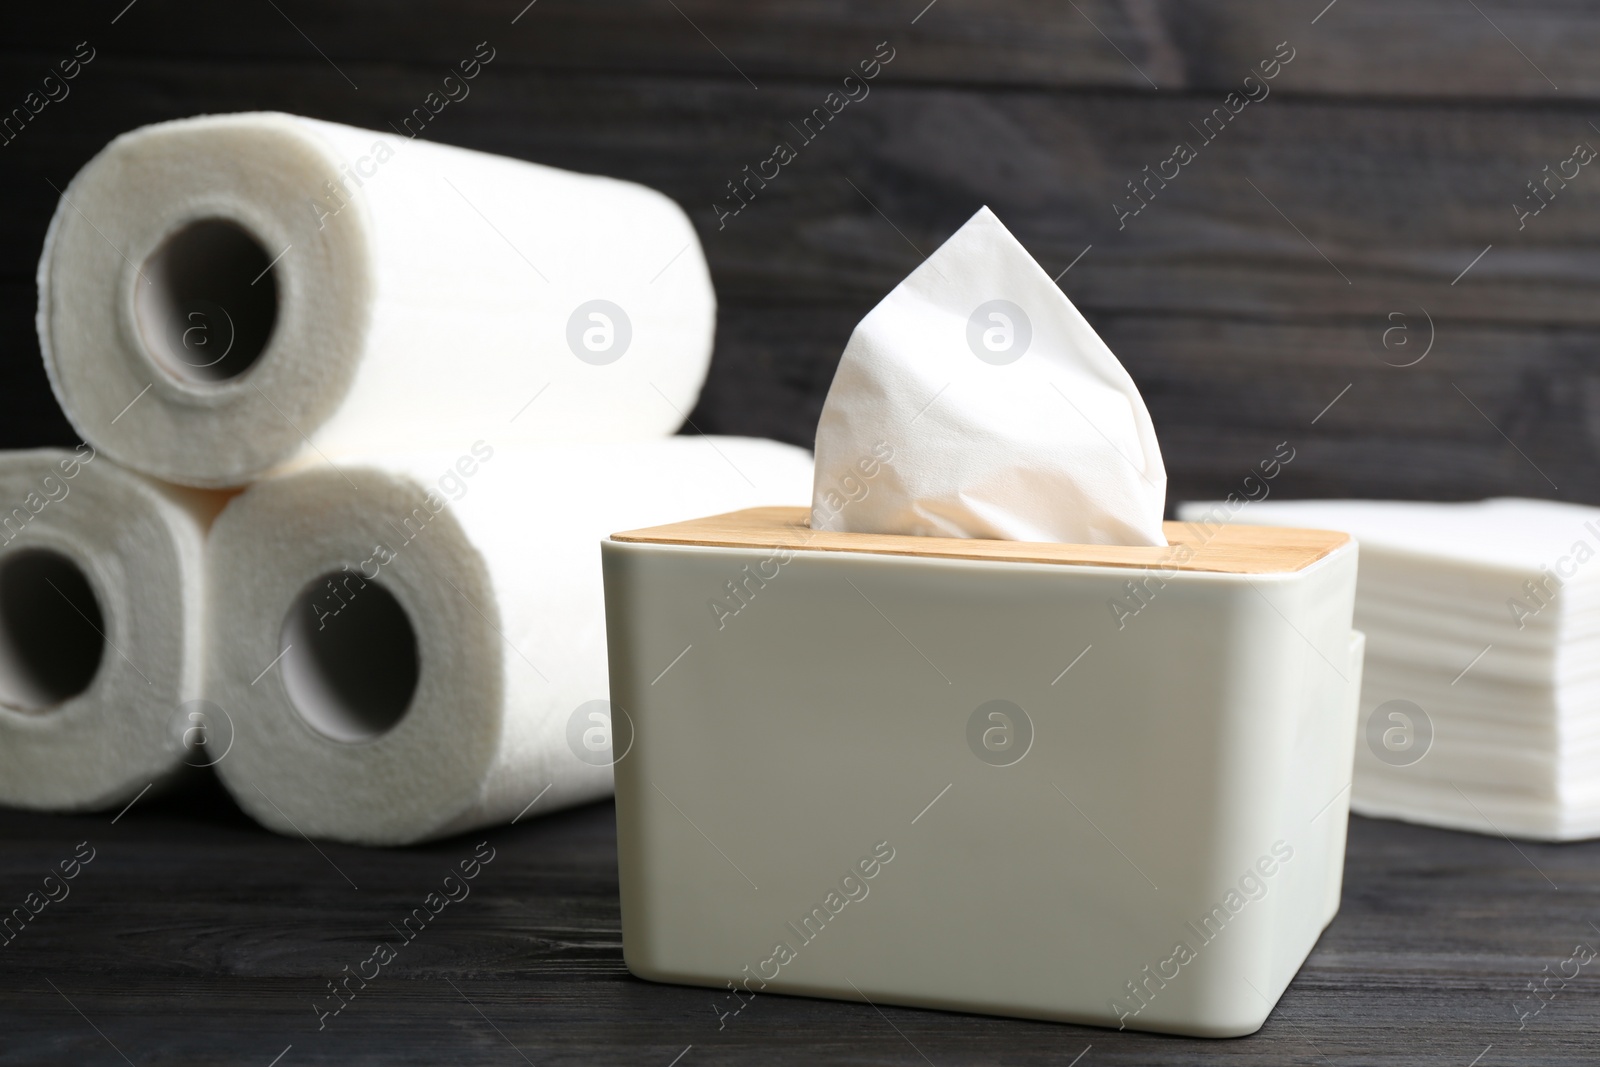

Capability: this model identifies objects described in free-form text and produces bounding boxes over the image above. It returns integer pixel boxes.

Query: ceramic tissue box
[601,507,1363,1037]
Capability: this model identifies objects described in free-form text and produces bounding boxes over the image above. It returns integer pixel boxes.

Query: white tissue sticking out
[811,206,1166,546]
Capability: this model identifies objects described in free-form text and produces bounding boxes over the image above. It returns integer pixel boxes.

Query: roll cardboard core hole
[135,218,279,384]
[0,550,106,712]
[280,573,419,743]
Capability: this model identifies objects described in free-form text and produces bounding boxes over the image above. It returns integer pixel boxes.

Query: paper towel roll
[38,112,715,488]
[0,448,223,810]
[207,436,813,845]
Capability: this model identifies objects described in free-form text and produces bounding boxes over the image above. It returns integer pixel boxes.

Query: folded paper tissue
[810,205,1166,546]
[1179,496,1600,840]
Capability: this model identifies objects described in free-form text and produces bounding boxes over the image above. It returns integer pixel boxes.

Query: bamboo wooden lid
[611,507,1350,575]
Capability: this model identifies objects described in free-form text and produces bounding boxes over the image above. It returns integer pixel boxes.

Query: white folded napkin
[1178,496,1600,841]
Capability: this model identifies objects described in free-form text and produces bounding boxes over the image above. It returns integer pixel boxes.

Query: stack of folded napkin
[1178,497,1600,841]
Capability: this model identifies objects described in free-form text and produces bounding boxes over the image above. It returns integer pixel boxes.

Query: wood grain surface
[2,0,1595,99]
[0,777,1594,1066]
[612,506,1350,573]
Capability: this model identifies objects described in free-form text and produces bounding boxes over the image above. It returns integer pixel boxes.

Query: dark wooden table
[0,776,1593,1066]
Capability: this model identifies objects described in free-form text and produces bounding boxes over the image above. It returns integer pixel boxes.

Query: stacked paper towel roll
[207,438,812,845]
[1178,497,1600,841]
[11,112,814,843]
[0,448,224,810]
[38,112,715,487]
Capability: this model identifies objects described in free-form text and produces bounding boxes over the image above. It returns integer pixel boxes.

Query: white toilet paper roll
[0,448,223,811]
[206,436,814,845]
[38,112,716,488]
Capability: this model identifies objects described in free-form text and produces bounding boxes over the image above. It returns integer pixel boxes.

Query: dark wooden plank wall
[4,1,1600,505]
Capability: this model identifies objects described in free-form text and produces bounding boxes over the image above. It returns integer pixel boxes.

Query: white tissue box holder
[601,507,1363,1037]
